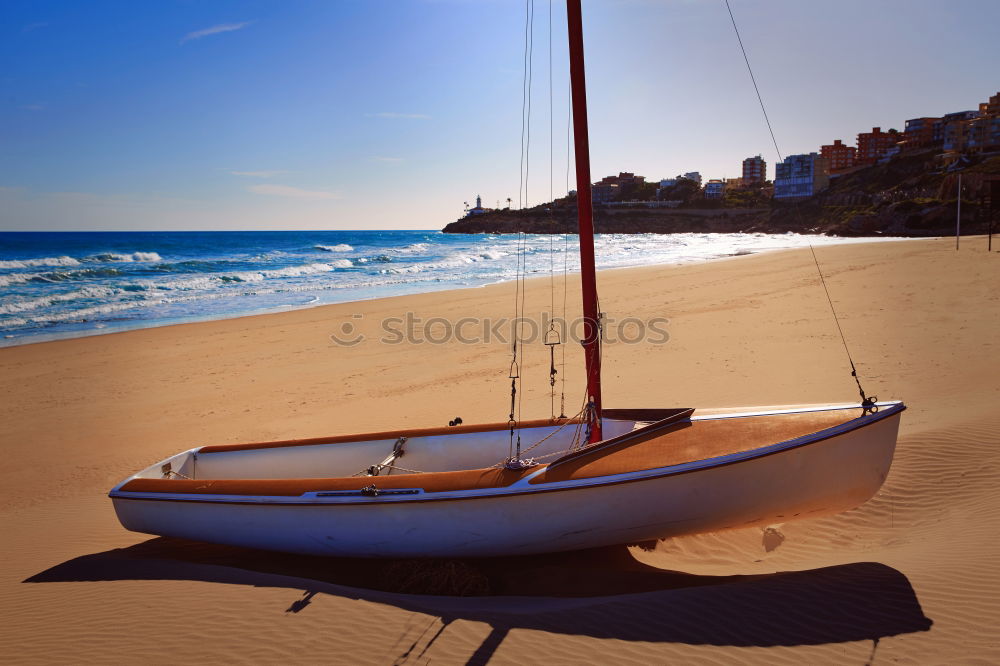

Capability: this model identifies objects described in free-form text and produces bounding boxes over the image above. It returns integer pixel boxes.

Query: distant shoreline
[445,150,1000,236]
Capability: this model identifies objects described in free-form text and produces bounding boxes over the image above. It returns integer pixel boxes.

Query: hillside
[443,152,1000,236]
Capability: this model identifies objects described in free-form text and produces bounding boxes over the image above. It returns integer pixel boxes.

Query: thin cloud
[230,170,286,178]
[180,21,251,44]
[369,157,403,163]
[248,184,340,200]
[18,103,46,111]
[22,22,49,33]
[368,112,430,119]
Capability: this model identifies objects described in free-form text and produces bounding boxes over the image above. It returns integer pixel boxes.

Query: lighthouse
[466,194,490,216]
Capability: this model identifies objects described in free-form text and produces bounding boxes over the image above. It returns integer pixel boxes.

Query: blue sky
[2,0,998,231]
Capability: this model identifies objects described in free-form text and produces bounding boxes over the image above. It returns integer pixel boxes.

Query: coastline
[2,236,998,663]
[0,232,907,349]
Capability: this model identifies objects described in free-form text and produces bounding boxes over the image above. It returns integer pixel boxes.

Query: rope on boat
[164,469,193,480]
[726,2,876,416]
[348,399,598,478]
[808,245,878,414]
[725,0,782,162]
[497,394,590,469]
[544,0,565,421]
[561,35,571,419]
[506,0,535,461]
[378,463,426,475]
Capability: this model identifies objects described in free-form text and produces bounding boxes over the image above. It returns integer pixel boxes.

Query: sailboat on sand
[109,2,904,558]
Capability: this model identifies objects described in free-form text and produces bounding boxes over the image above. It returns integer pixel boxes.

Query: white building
[465,194,490,216]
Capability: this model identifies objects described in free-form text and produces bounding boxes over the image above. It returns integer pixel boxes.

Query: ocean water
[0,230,891,346]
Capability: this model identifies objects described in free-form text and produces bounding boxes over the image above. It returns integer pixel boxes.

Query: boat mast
[566,0,602,442]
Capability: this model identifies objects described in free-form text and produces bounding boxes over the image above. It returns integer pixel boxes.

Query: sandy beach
[1,236,998,664]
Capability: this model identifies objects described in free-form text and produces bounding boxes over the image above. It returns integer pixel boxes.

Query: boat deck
[117,409,862,497]
[537,408,861,483]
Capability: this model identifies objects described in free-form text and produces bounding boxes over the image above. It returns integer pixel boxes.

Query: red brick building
[741,155,766,186]
[856,127,900,166]
[820,139,856,173]
[592,172,645,203]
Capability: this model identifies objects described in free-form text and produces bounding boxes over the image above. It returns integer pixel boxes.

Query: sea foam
[0,256,81,269]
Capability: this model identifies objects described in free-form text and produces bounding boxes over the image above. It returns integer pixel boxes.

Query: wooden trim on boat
[548,408,695,467]
[197,417,584,453]
[112,405,904,506]
[601,408,693,422]
[113,406,903,506]
[120,466,538,496]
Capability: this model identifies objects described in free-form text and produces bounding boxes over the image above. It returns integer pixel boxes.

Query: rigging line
[524,0,535,209]
[517,232,528,434]
[725,1,869,409]
[808,244,872,406]
[559,231,568,418]
[724,0,782,162]
[547,0,558,419]
[725,2,869,409]
[547,0,555,317]
[518,0,532,209]
[560,40,571,418]
[515,0,534,454]
[566,72,572,196]
[548,0,554,206]
[510,0,532,438]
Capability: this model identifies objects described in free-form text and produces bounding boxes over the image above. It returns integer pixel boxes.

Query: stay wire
[523,0,534,209]
[808,245,875,410]
[724,0,782,162]
[725,0,872,410]
[561,19,571,419]
[510,0,535,457]
[518,0,533,209]
[548,0,554,208]
[547,0,558,419]
[517,0,536,456]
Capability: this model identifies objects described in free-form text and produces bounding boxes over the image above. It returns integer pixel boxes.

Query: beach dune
[1,237,998,664]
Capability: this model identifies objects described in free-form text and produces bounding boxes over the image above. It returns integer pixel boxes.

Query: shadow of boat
[25,537,931,659]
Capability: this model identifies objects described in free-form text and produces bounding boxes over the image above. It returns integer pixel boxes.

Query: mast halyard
[566,0,602,442]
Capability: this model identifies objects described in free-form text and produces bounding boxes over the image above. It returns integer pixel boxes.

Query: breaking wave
[0,251,162,270]
[0,286,121,315]
[84,251,163,263]
[1,230,905,345]
[0,256,80,269]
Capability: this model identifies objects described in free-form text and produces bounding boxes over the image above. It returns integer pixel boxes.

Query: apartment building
[856,127,900,165]
[741,155,766,186]
[902,117,943,150]
[591,182,619,203]
[820,139,856,172]
[773,153,830,199]
[704,179,726,199]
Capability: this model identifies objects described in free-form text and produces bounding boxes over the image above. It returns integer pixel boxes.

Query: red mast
[566,0,602,442]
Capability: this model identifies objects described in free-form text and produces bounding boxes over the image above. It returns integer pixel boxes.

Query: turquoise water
[0,230,888,346]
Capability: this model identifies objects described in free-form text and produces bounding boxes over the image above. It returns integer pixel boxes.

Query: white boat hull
[111,403,902,557]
